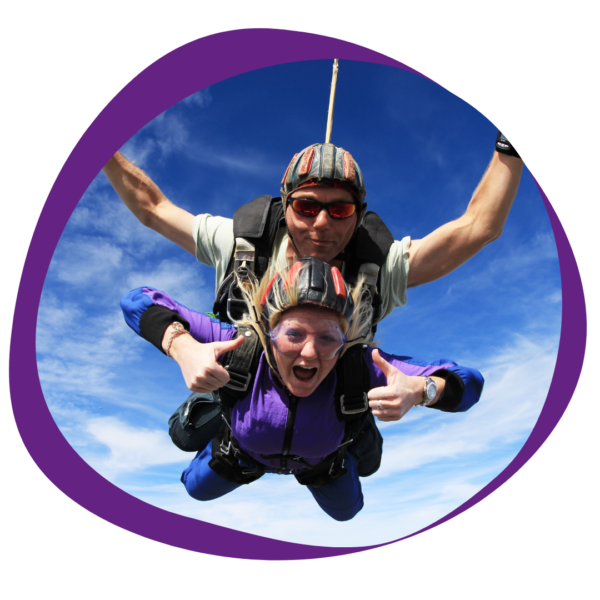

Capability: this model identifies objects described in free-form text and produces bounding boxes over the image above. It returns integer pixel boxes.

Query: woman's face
[270,306,345,397]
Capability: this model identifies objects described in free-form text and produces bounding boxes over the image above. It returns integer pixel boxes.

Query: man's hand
[167,331,246,393]
[368,350,443,421]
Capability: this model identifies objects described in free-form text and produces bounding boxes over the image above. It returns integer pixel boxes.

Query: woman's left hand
[368,350,434,421]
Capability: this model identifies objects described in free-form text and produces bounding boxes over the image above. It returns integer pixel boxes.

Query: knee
[185,485,215,502]
[325,502,363,522]
[315,491,364,521]
[329,513,357,522]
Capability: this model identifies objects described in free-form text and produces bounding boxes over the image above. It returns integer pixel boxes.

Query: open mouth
[293,366,317,381]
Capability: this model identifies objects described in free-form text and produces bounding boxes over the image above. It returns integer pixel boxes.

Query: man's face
[285,186,359,262]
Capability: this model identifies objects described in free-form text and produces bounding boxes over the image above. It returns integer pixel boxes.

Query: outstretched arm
[103,152,196,255]
[120,287,244,392]
[366,348,484,421]
[407,143,523,288]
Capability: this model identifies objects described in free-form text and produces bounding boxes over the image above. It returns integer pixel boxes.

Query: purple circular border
[10,29,586,560]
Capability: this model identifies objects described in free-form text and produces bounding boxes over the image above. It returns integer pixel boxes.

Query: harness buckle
[224,366,252,392]
[220,439,232,455]
[233,238,256,275]
[226,296,248,323]
[339,393,369,415]
[328,457,345,476]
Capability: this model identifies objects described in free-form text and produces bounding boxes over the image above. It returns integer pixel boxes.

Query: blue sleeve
[120,287,155,336]
[364,347,484,413]
[437,363,484,412]
[120,287,236,351]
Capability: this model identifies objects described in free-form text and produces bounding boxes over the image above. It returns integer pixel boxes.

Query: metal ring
[377,401,383,411]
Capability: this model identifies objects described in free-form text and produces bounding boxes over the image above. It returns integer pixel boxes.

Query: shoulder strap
[322,345,382,483]
[218,325,262,407]
[232,195,285,279]
[335,345,372,423]
[213,196,285,321]
[342,210,395,284]
[340,210,395,336]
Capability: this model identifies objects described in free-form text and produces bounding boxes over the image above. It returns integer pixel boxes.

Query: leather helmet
[280,143,366,206]
[260,257,355,333]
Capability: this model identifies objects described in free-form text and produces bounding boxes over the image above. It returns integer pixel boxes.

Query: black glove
[495,130,521,158]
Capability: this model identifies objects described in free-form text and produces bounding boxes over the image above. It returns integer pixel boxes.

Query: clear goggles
[269,318,347,360]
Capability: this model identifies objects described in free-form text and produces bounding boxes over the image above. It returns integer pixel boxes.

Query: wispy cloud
[119,136,160,169]
[50,236,124,286]
[120,105,281,184]
[185,143,281,179]
[440,231,561,307]
[417,134,449,169]
[152,112,191,158]
[68,188,169,254]
[85,416,188,477]
[121,111,192,168]
[181,89,212,108]
[36,305,144,413]
[125,258,212,310]
[375,333,558,478]
[57,328,559,547]
[108,449,512,547]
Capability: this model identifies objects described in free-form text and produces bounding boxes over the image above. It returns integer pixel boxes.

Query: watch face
[426,380,437,401]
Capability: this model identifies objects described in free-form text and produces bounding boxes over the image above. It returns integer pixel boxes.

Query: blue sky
[36,59,561,547]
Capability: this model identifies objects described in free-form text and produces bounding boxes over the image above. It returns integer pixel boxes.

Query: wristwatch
[417,376,437,407]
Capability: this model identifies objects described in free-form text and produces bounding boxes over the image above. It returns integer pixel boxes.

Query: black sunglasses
[290,197,358,220]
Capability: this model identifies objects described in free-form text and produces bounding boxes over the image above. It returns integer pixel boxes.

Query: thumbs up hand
[368,350,430,422]
[166,327,246,393]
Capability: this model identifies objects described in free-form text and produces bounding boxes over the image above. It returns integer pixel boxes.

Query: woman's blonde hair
[233,261,376,369]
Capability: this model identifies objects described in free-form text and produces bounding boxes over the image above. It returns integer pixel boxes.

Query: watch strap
[417,375,437,407]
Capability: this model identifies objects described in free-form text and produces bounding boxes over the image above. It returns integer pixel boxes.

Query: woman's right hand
[164,326,245,393]
[367,349,444,421]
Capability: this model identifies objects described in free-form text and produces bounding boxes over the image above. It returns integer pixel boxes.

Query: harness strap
[208,407,265,484]
[218,325,262,407]
[213,196,284,322]
[336,345,372,419]
[294,451,349,487]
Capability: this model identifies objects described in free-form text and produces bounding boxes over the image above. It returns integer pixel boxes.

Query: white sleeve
[192,214,235,291]
[378,236,411,320]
